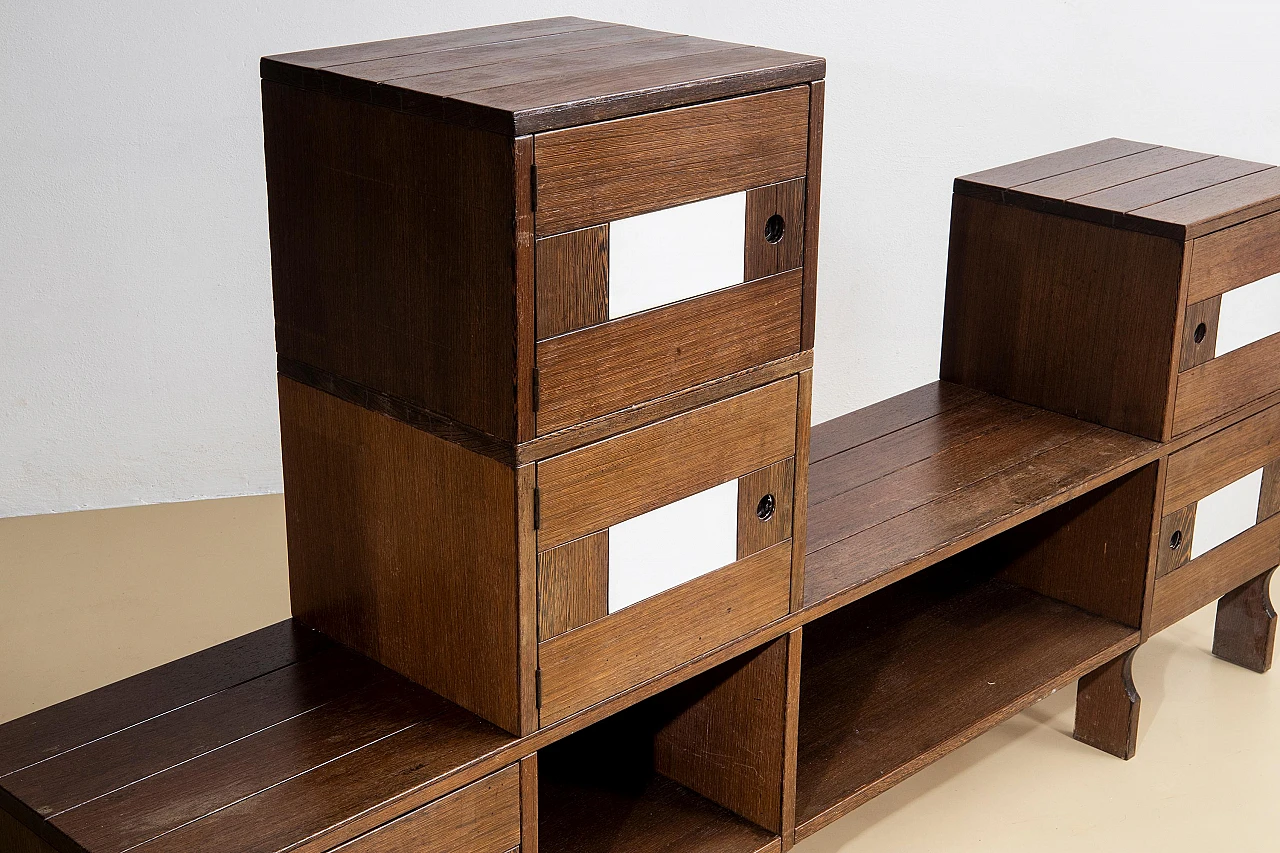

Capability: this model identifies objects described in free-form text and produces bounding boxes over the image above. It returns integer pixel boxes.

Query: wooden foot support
[1212,568,1277,673]
[1073,648,1140,760]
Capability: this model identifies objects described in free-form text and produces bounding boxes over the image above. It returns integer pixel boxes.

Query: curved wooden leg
[1073,648,1140,760]
[1212,568,1277,673]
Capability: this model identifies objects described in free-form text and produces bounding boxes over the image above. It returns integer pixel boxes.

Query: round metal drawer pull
[757,494,776,521]
[1169,529,1183,550]
[1194,322,1207,344]
[764,214,786,244]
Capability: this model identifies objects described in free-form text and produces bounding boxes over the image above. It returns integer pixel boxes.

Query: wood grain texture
[263,80,519,441]
[537,532,608,640]
[1150,512,1280,633]
[1156,504,1197,579]
[942,193,1185,441]
[1188,208,1280,302]
[780,630,803,849]
[0,620,323,778]
[536,270,802,433]
[1010,146,1210,203]
[331,766,520,853]
[800,81,823,351]
[808,381,984,464]
[520,754,539,853]
[1163,401,1280,512]
[533,86,809,234]
[1067,156,1272,228]
[1173,331,1280,436]
[535,225,609,340]
[745,179,806,281]
[1261,460,1280,521]
[1178,296,1220,372]
[537,377,798,550]
[738,458,796,560]
[1213,569,1277,674]
[794,564,1137,838]
[1073,648,1140,760]
[956,138,1157,193]
[0,808,57,853]
[537,540,792,726]
[516,461,539,733]
[514,135,537,446]
[654,638,789,833]
[279,378,522,734]
[789,370,813,612]
[1133,167,1280,240]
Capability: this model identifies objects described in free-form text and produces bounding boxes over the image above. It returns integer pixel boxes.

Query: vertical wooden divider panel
[537,532,609,640]
[801,81,824,351]
[780,628,803,849]
[516,462,539,734]
[790,370,813,611]
[535,225,609,340]
[520,754,539,853]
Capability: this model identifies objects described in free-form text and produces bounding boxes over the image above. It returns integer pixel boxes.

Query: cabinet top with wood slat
[261,17,825,135]
[954,138,1280,240]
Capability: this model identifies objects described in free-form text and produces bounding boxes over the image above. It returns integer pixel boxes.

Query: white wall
[2,1,1278,518]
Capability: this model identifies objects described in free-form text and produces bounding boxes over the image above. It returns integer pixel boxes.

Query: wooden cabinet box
[942,138,1280,441]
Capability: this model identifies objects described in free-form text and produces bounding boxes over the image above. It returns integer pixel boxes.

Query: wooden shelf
[804,381,1158,614]
[793,562,1138,840]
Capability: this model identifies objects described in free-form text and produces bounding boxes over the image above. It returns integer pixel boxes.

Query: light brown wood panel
[537,532,608,640]
[535,225,608,340]
[330,765,520,853]
[1165,386,1280,510]
[1188,208,1280,303]
[520,754,538,853]
[1156,504,1197,579]
[1261,460,1280,521]
[745,179,806,281]
[279,378,522,734]
[801,81,823,351]
[537,541,792,725]
[1178,296,1220,372]
[654,638,789,834]
[1173,331,1280,435]
[1150,512,1280,633]
[537,376,798,550]
[536,269,803,434]
[532,86,809,234]
[738,458,796,560]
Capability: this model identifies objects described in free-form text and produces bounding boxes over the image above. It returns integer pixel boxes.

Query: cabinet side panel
[279,378,521,733]
[941,194,1184,441]
[263,81,517,440]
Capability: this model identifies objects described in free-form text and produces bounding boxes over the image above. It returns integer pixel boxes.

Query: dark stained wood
[1178,296,1221,372]
[1261,460,1280,521]
[653,638,789,833]
[1172,331,1280,435]
[520,754,539,853]
[1163,401,1280,512]
[738,459,796,560]
[1213,569,1277,674]
[536,271,802,434]
[745,179,806,281]
[794,565,1137,839]
[1068,156,1272,227]
[279,378,522,735]
[1156,504,1197,579]
[537,541,792,726]
[955,138,1157,196]
[1150,512,1280,633]
[538,532,609,640]
[0,620,323,778]
[331,765,520,853]
[536,226,609,340]
[779,630,803,849]
[808,381,984,463]
[536,377,798,551]
[1188,208,1280,302]
[514,134,537,445]
[789,371,813,612]
[0,808,57,853]
[516,462,539,733]
[532,86,809,234]
[1133,167,1280,240]
[942,192,1185,441]
[263,80,519,442]
[1073,648,1140,760]
[1012,146,1210,202]
[800,81,823,351]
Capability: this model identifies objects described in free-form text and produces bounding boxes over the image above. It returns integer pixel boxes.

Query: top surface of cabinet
[955,138,1280,240]
[261,17,825,134]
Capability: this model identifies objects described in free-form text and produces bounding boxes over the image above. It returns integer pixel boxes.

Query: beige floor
[1,496,1276,852]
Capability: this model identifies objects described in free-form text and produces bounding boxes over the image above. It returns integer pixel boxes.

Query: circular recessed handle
[1169,529,1183,550]
[756,494,776,521]
[764,214,786,245]
[1194,323,1207,344]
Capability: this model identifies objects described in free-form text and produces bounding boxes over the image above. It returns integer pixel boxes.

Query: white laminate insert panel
[607,479,739,612]
[608,192,746,319]
[1215,273,1280,358]
[1191,467,1265,560]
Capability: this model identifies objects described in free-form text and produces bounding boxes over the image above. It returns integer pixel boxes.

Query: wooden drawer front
[536,376,799,551]
[532,86,810,236]
[1163,403,1280,515]
[329,764,521,853]
[1187,209,1280,304]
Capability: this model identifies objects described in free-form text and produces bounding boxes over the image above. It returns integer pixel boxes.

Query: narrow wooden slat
[537,532,609,640]
[519,755,538,853]
[1172,331,1280,435]
[1261,461,1280,522]
[1133,166,1280,239]
[1150,513,1280,633]
[536,271,802,433]
[737,458,796,560]
[535,225,609,340]
[800,81,824,351]
[1156,505,1197,579]
[532,86,809,234]
[537,541,792,725]
[1188,207,1280,303]
[1178,296,1220,372]
[780,629,803,846]
[789,370,814,613]
[537,377,798,551]
[955,138,1156,194]
[1163,401,1280,511]
[807,381,984,463]
[1068,155,1272,220]
[0,621,324,778]
[1013,146,1210,200]
[745,181,806,278]
[745,184,779,280]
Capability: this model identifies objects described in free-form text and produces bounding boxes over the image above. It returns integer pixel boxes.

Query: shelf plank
[804,383,1157,613]
[794,572,1138,840]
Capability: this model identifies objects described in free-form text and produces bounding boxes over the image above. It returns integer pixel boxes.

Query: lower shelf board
[793,569,1138,840]
[540,772,779,853]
